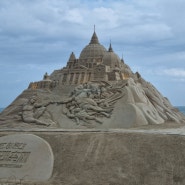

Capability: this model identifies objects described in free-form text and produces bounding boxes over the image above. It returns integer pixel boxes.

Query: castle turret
[67,52,77,69]
[68,52,76,61]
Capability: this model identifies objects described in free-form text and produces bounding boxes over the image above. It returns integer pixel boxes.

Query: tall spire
[89,25,100,44]
[108,40,113,52]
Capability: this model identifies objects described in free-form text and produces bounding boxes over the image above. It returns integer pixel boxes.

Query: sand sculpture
[1,29,185,185]
[0,30,184,129]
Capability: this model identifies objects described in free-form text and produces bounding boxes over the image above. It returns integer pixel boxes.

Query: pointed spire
[121,53,124,63]
[108,40,113,52]
[69,52,76,61]
[89,25,100,44]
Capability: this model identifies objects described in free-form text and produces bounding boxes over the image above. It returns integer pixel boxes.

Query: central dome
[79,31,107,60]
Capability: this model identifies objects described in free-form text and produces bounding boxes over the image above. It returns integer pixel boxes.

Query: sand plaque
[0,134,54,182]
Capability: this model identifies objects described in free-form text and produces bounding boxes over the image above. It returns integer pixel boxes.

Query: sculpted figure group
[63,82,123,124]
[20,78,185,127]
[21,81,124,126]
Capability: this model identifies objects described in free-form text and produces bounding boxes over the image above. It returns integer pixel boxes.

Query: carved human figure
[66,107,102,124]
[22,96,50,126]
[75,97,112,115]
[64,97,111,124]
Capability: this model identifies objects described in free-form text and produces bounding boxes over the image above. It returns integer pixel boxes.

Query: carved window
[88,72,91,81]
[32,83,38,89]
[62,74,67,83]
[94,65,105,80]
[40,82,43,88]
[80,72,85,83]
[69,73,74,83]
[43,82,46,88]
[75,73,79,84]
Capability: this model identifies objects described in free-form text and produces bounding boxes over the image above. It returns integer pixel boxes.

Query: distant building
[29,30,132,89]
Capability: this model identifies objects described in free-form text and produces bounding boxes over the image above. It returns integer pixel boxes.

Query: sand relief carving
[18,78,185,127]
[19,81,125,126]
[63,82,124,124]
[141,79,182,122]
[124,78,164,124]
[22,96,49,126]
[20,96,56,126]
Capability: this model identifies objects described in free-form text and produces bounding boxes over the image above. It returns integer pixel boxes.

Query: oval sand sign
[0,134,54,182]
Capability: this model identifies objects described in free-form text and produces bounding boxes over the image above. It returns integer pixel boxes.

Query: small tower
[68,52,76,61]
[108,41,113,52]
[67,52,76,69]
[121,53,124,63]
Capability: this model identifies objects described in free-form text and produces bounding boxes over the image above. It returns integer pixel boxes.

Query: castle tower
[47,29,131,85]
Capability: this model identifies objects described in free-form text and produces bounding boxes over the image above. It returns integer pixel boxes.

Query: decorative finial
[108,39,113,52]
[121,53,124,63]
[89,25,99,44]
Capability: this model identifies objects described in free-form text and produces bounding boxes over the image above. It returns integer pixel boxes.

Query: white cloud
[1,0,185,107]
[163,68,185,78]
[142,67,185,78]
[92,7,119,28]
[0,0,172,40]
[63,8,83,24]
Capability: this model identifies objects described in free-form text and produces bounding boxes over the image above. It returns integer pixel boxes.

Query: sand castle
[0,29,184,129]
[1,29,185,185]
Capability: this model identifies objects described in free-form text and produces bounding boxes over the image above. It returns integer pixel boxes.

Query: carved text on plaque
[0,142,31,168]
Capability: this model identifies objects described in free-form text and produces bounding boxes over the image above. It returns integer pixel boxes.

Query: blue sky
[0,0,185,107]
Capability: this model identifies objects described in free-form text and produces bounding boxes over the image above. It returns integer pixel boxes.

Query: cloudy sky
[0,0,185,107]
